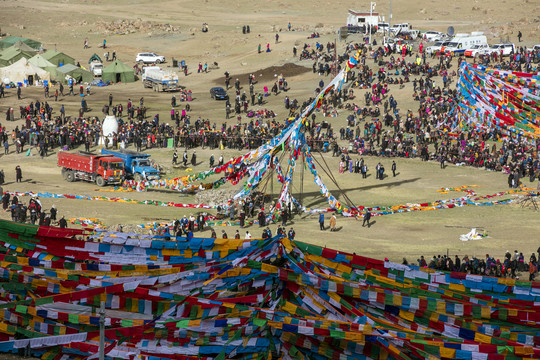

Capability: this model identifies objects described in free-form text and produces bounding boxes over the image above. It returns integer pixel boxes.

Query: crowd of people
[0,27,538,268]
[406,248,540,281]
[1,193,67,228]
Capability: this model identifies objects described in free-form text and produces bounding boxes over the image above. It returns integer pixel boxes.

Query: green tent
[102,59,135,83]
[28,54,57,73]
[11,40,37,53]
[54,64,93,84]
[88,53,102,63]
[0,36,41,51]
[0,46,34,66]
[42,50,75,66]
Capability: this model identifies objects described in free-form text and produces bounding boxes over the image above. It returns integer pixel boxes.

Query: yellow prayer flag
[474,332,491,343]
[440,347,456,358]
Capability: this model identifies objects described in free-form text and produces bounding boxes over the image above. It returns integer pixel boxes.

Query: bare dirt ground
[0,0,538,265]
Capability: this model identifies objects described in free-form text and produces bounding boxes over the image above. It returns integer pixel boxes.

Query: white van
[377,23,389,33]
[442,33,487,55]
[390,23,410,34]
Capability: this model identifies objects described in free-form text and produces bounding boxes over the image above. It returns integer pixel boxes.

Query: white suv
[423,31,444,42]
[135,52,165,64]
[426,40,451,55]
[486,44,515,57]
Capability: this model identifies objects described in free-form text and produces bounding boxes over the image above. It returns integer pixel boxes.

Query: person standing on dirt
[197,213,205,231]
[275,34,279,43]
[172,150,178,165]
[15,165,22,183]
[319,212,325,230]
[17,85,21,100]
[183,151,188,166]
[2,192,9,211]
[109,94,113,107]
[363,210,372,228]
[191,151,197,166]
[329,214,337,231]
[103,39,107,48]
[84,39,88,49]
[50,205,57,222]
[518,31,522,42]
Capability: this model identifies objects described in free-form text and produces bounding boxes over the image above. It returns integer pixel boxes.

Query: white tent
[0,57,50,85]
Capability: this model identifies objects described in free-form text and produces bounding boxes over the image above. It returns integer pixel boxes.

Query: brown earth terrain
[0,0,538,266]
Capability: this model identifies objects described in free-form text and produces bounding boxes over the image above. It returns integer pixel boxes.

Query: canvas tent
[0,36,41,51]
[42,50,75,66]
[28,54,56,73]
[0,46,34,66]
[11,40,37,53]
[0,57,50,85]
[88,53,102,63]
[102,60,135,83]
[54,64,93,84]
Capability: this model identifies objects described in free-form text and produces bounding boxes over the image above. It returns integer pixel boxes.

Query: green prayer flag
[253,318,267,327]
[121,319,133,327]
[177,319,190,328]
[15,305,27,314]
[68,314,79,324]
[330,329,346,339]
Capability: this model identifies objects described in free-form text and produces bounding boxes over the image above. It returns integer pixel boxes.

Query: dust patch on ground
[215,63,311,85]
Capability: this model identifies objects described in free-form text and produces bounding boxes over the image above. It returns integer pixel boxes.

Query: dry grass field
[0,0,538,264]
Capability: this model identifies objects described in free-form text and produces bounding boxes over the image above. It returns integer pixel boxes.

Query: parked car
[425,40,451,55]
[135,52,166,64]
[423,31,445,41]
[210,87,229,100]
[464,44,490,57]
[485,44,516,57]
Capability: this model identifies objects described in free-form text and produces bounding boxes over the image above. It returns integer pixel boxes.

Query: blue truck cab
[100,149,160,181]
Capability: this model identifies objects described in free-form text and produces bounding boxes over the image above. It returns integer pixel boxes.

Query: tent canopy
[11,40,37,53]
[0,46,34,66]
[28,54,57,72]
[0,36,42,51]
[0,57,50,85]
[88,53,102,63]
[42,50,75,66]
[102,59,135,83]
[54,63,93,84]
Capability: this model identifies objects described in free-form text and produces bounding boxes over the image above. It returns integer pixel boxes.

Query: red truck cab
[57,151,125,186]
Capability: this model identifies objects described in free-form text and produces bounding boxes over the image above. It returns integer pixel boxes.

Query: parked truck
[100,149,161,181]
[57,151,125,186]
[90,61,103,77]
[142,66,179,92]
